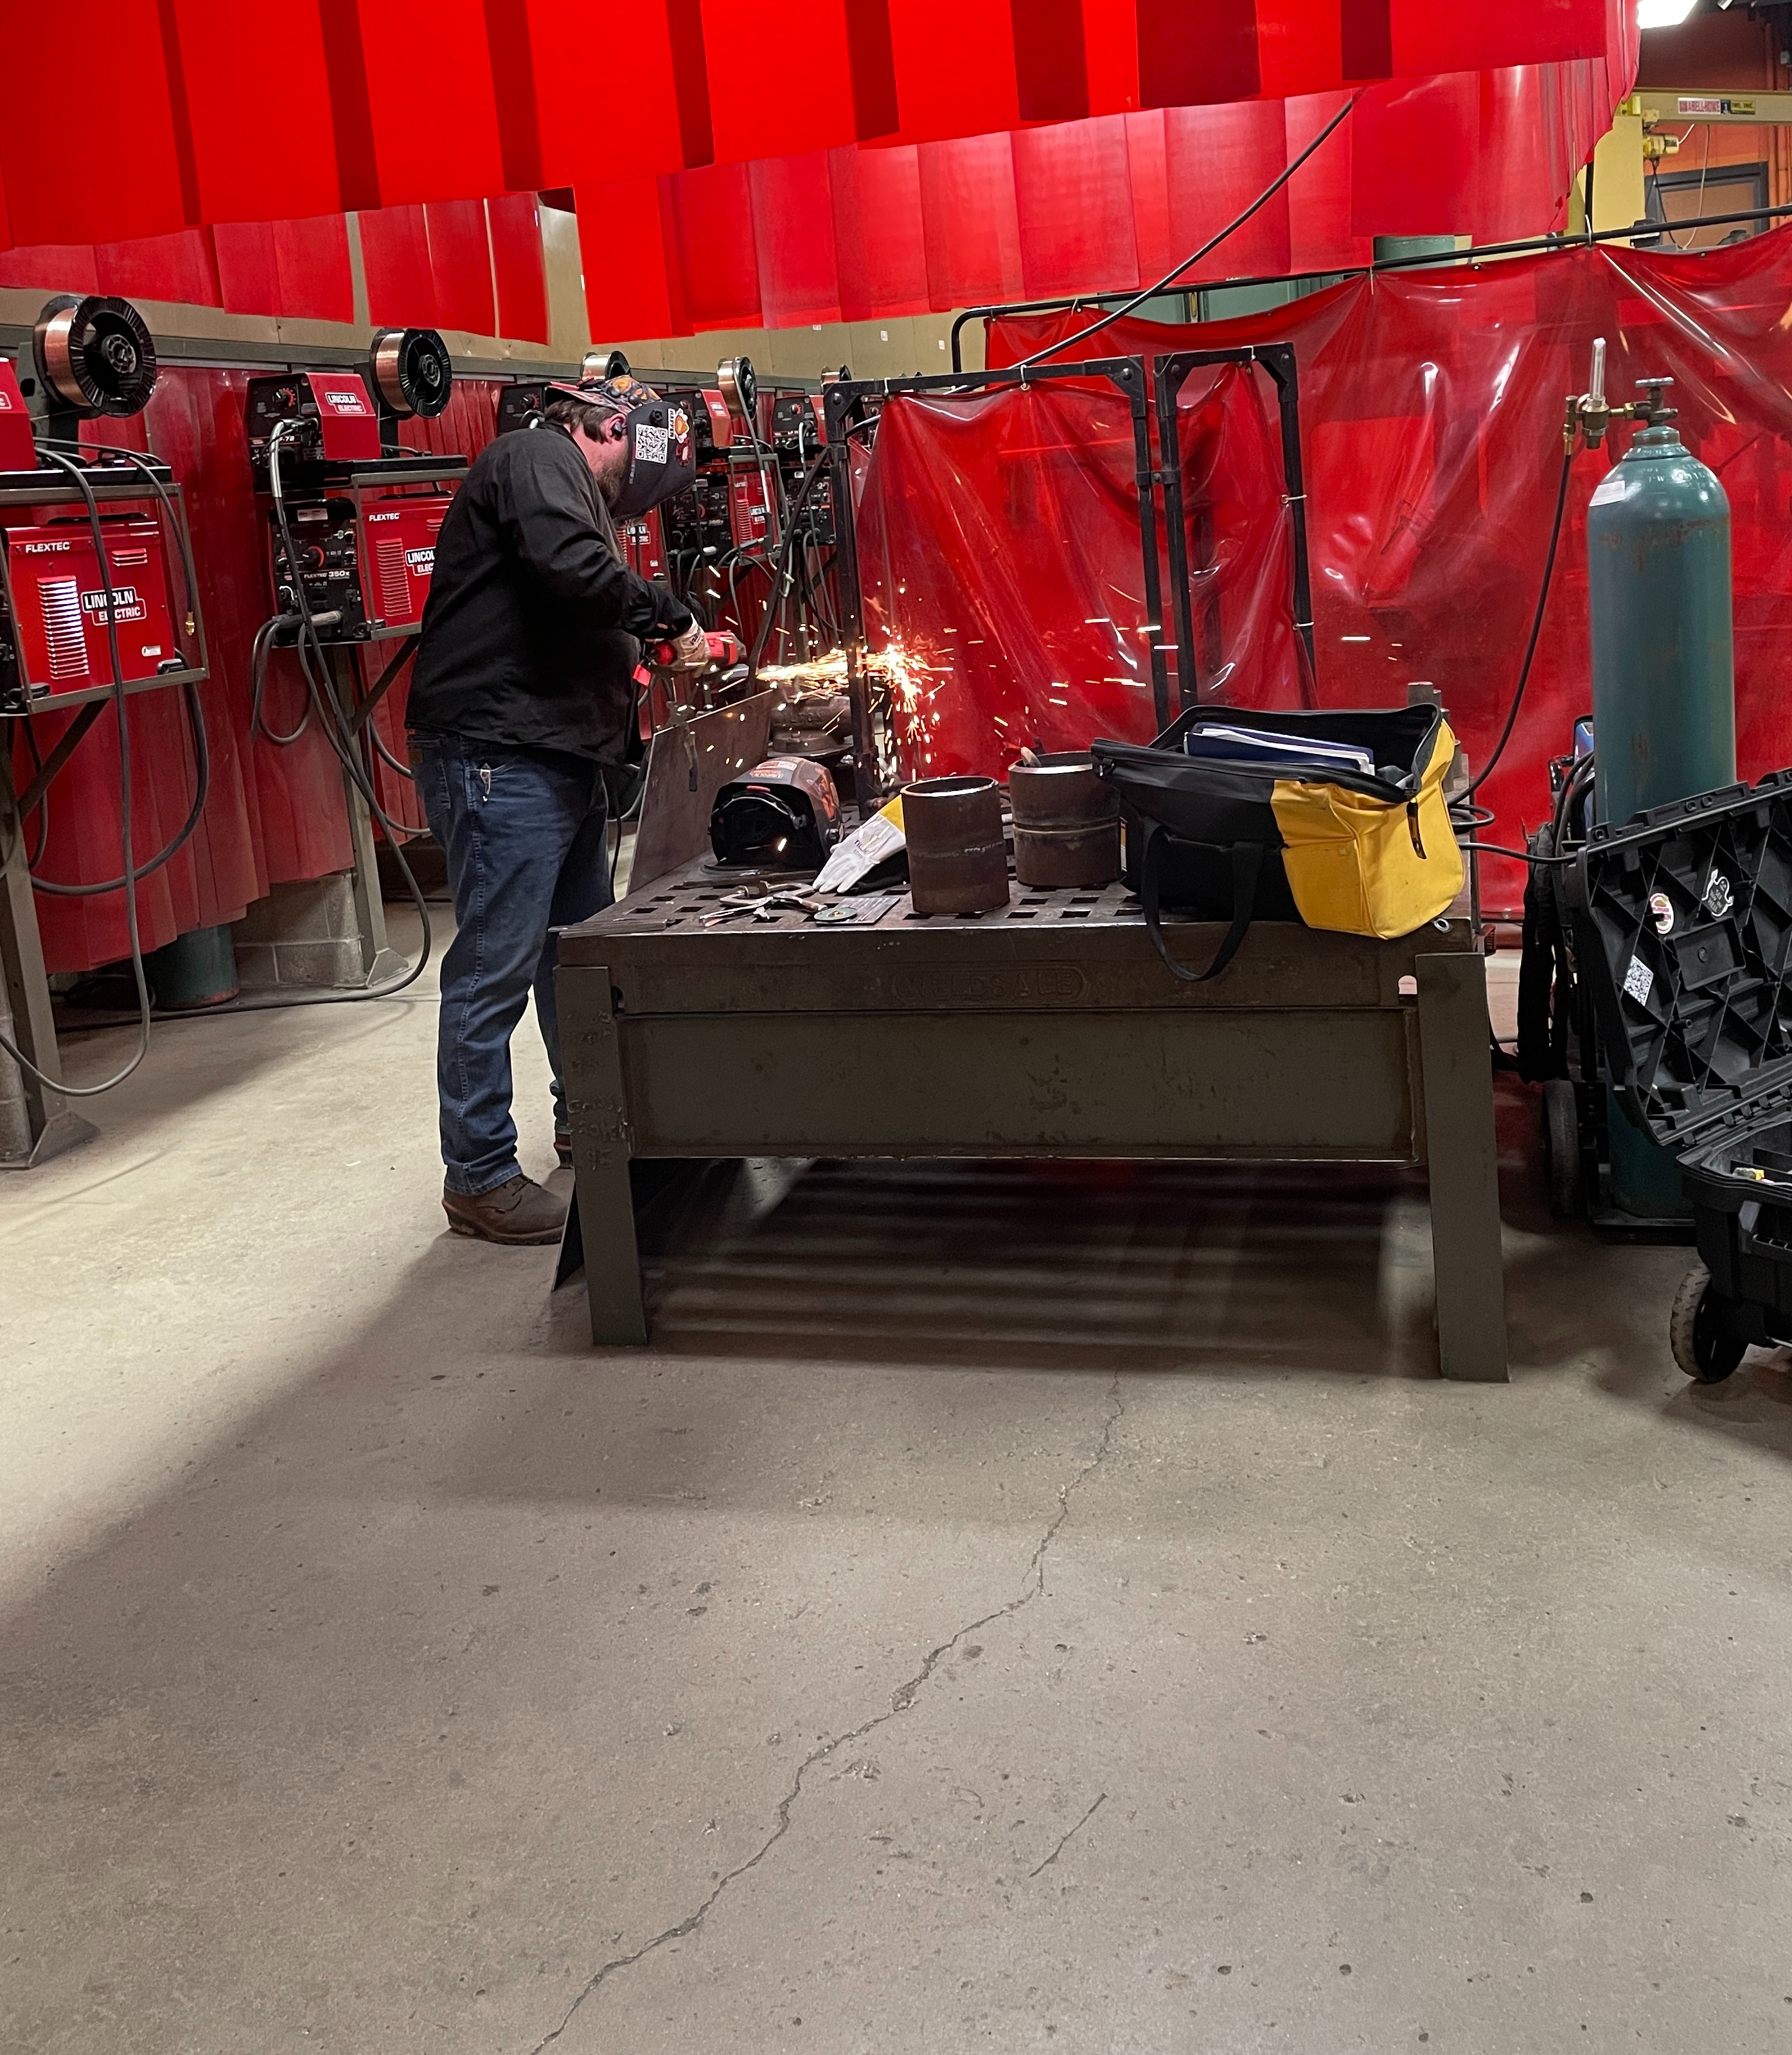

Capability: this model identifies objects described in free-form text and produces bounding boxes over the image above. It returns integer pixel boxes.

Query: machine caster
[1669,1263,1747,1384]
[1542,1079,1583,1218]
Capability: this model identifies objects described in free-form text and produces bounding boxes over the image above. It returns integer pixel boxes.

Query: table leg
[1415,949,1509,1383]
[555,963,647,1346]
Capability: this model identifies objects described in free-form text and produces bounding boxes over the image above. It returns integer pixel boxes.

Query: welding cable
[1461,448,1575,803]
[28,440,217,888]
[1010,96,1358,372]
[748,450,833,678]
[219,420,436,1013]
[249,612,310,745]
[0,446,152,1095]
[29,680,209,898]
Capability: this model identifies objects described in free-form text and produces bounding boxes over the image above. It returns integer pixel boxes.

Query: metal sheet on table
[626,692,774,893]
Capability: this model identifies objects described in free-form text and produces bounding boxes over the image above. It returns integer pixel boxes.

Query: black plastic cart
[1565,770,1792,1380]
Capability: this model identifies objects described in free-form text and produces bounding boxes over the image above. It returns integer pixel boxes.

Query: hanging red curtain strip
[1013,117,1140,305]
[579,177,688,341]
[170,0,349,224]
[750,156,844,329]
[489,193,551,344]
[0,11,188,245]
[830,145,930,323]
[359,206,439,328]
[359,0,508,208]
[0,245,100,295]
[1166,100,1295,285]
[425,202,499,335]
[0,4,1637,245]
[667,162,765,330]
[95,231,222,310]
[918,133,1024,317]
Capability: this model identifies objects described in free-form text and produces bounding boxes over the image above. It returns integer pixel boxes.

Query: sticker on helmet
[1649,891,1674,936]
[634,423,669,466]
[1704,872,1735,919]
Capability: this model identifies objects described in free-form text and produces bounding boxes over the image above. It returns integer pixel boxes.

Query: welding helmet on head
[546,374,695,519]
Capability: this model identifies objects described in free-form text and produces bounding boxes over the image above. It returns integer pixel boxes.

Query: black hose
[1011,95,1357,372]
[233,423,432,1013]
[249,612,310,744]
[749,451,831,678]
[30,679,209,896]
[0,447,151,1096]
[1463,449,1574,801]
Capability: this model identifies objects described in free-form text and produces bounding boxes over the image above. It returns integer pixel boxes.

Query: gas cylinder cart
[1563,772,1792,1383]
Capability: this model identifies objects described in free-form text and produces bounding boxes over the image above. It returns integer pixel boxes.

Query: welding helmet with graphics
[546,374,695,519]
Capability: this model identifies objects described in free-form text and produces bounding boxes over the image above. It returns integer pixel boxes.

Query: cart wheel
[1542,1079,1583,1218]
[1669,1263,1747,1384]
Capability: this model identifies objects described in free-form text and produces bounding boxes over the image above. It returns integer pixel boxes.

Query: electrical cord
[1011,95,1357,371]
[30,438,215,891]
[220,420,434,1015]
[0,446,151,1096]
[748,450,832,677]
[1462,448,1574,801]
[249,611,310,744]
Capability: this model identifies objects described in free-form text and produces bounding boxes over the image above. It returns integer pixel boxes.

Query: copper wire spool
[367,328,452,418]
[718,355,758,429]
[33,295,157,417]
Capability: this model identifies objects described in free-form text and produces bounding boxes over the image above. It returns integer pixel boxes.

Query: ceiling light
[1637,0,1698,26]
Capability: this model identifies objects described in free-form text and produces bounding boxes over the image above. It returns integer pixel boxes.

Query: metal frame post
[1153,344,1317,715]
[822,356,1171,744]
[0,750,96,1168]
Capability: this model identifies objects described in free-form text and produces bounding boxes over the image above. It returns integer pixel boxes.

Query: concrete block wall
[232,875,364,991]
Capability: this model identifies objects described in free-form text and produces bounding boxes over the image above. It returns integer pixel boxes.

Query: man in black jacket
[408,383,703,1245]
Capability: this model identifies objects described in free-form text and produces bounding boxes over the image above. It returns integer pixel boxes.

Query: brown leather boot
[442,1173,567,1245]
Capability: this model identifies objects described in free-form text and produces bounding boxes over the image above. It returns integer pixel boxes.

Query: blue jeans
[413,734,612,1195]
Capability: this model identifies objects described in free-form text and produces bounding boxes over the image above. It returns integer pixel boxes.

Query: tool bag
[1090,705,1464,982]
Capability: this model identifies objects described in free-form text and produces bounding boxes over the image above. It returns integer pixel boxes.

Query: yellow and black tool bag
[1090,704,1464,982]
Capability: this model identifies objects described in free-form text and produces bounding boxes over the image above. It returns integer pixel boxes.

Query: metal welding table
[555,865,1508,1380]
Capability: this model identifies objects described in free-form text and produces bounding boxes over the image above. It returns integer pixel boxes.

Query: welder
[407,377,702,1246]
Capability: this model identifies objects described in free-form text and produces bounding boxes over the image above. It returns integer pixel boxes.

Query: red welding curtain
[885,229,1792,918]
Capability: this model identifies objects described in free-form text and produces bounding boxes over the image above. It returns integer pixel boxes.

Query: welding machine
[709,756,841,869]
[0,296,203,715]
[247,331,466,646]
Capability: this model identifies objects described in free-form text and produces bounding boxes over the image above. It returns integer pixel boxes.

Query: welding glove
[666,618,712,670]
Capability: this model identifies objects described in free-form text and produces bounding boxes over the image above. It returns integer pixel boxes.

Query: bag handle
[1140,823,1263,984]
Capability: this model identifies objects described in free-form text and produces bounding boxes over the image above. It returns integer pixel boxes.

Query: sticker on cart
[1624,955,1655,1008]
[1649,891,1674,936]
[1704,871,1735,918]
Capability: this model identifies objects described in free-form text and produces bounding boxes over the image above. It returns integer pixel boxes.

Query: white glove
[668,619,710,670]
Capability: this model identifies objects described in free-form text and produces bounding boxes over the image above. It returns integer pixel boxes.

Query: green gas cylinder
[1586,377,1736,1217]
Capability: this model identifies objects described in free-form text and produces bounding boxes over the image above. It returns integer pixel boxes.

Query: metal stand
[0,752,95,1168]
[327,647,407,984]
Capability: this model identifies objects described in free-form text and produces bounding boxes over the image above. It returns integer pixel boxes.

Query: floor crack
[1028,1791,1106,1879]
[526,1372,1125,2052]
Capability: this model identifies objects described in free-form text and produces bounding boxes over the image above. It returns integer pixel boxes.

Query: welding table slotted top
[556,858,1506,1379]
[560,862,1480,1015]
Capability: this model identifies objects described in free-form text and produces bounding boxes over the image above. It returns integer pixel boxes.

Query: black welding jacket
[407,421,693,762]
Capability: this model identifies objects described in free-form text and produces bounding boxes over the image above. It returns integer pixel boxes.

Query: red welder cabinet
[267,489,454,640]
[359,496,450,632]
[0,516,181,709]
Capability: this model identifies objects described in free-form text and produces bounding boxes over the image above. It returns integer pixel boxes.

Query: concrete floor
[4,930,1792,2054]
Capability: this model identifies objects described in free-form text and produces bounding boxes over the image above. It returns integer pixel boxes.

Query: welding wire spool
[903,775,1010,915]
[1007,752,1120,889]
[367,328,453,418]
[33,295,157,416]
[718,356,758,428]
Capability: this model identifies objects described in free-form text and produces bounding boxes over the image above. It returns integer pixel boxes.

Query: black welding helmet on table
[542,373,695,517]
[711,758,842,870]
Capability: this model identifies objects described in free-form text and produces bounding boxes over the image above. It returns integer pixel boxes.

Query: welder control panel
[0,515,182,713]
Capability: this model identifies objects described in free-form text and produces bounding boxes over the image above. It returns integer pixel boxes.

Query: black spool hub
[33,294,158,417]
